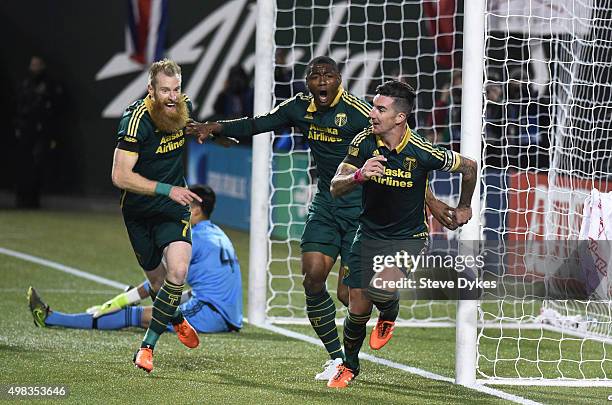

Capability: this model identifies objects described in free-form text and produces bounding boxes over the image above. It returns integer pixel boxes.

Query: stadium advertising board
[187,140,251,230]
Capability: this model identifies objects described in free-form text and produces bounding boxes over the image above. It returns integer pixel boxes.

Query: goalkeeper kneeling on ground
[27,184,243,335]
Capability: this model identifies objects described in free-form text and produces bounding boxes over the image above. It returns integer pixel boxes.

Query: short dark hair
[189,184,216,218]
[306,56,339,76]
[375,80,416,115]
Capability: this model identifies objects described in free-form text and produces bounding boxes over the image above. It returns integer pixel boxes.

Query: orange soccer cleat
[133,347,154,373]
[173,319,200,349]
[327,364,357,388]
[369,319,395,350]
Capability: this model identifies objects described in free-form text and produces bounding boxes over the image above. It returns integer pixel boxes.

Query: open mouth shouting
[317,89,329,105]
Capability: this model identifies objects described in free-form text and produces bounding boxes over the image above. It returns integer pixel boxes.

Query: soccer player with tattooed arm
[327,80,477,388]
[186,56,459,380]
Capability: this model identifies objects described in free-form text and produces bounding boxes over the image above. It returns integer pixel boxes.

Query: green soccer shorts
[343,235,427,289]
[122,205,191,271]
[300,203,361,266]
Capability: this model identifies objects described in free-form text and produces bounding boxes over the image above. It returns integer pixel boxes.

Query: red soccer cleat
[133,348,154,373]
[173,319,200,349]
[327,364,356,388]
[369,319,395,350]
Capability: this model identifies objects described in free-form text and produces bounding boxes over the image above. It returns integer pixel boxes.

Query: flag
[127,0,169,64]
[423,0,457,69]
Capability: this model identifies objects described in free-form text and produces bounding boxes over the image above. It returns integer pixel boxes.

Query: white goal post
[249,0,612,387]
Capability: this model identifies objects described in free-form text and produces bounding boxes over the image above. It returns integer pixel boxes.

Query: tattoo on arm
[330,163,359,198]
[455,156,477,207]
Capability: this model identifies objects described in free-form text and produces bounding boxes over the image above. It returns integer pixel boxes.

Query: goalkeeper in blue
[27,185,242,344]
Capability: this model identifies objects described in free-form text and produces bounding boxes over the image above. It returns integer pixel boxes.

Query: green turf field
[1,210,611,404]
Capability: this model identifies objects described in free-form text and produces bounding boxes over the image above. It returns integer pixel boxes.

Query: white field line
[2,246,540,405]
[0,247,129,290]
[260,323,541,405]
[0,288,118,295]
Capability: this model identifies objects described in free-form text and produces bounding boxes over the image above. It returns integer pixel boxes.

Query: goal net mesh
[263,0,611,383]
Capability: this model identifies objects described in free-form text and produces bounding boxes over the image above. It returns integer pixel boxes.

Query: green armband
[155,182,173,196]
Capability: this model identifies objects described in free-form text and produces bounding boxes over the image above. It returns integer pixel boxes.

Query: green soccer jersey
[220,86,371,207]
[116,94,193,213]
[343,126,461,240]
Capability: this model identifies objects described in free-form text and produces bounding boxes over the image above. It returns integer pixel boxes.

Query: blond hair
[148,58,182,87]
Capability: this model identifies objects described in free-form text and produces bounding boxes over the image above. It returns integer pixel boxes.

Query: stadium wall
[0,0,253,196]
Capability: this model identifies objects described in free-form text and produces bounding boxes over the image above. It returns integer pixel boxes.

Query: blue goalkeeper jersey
[187,220,243,330]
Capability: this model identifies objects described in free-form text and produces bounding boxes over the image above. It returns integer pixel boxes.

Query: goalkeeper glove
[86,285,141,318]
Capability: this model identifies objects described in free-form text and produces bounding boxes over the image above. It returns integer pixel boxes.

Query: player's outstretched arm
[451,155,478,226]
[425,187,459,230]
[112,148,202,206]
[186,97,296,144]
[330,155,387,198]
[185,121,239,147]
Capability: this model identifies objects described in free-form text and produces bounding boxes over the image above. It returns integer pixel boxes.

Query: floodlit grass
[1,210,611,404]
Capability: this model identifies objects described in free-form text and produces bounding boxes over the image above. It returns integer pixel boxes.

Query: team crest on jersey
[334,113,347,127]
[348,146,359,156]
[403,157,417,171]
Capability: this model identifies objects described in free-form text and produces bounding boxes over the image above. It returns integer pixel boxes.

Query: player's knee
[166,263,189,285]
[301,260,328,294]
[302,274,325,295]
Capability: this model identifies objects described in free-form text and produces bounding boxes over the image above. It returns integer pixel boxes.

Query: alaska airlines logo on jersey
[404,157,417,171]
[384,168,412,179]
[371,167,413,188]
[335,113,347,127]
[307,124,342,143]
[156,130,185,154]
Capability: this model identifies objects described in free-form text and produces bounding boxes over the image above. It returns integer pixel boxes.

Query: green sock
[343,311,370,371]
[368,287,400,322]
[306,289,343,360]
[374,298,399,322]
[141,279,184,349]
[171,307,184,325]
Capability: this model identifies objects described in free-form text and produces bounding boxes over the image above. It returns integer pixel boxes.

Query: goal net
[478,0,612,385]
[252,0,612,386]
[267,0,461,325]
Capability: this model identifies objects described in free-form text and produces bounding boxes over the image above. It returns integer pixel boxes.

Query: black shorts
[344,234,427,289]
[300,203,360,266]
[123,205,191,271]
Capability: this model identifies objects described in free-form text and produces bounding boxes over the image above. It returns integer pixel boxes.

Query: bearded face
[147,73,189,133]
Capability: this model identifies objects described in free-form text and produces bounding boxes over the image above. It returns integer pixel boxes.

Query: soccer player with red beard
[112,59,207,373]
